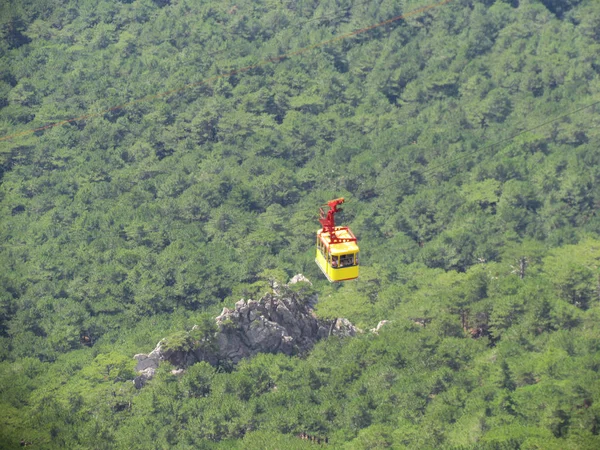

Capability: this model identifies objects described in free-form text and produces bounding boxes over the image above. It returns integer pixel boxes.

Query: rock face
[133,275,359,387]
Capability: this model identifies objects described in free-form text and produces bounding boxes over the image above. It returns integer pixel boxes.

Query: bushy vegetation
[1,0,600,448]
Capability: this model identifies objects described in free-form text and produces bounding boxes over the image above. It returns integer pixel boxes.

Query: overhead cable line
[148,0,380,60]
[418,100,600,179]
[0,0,454,143]
[339,98,600,208]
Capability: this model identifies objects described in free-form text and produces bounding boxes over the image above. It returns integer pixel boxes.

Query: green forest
[1,0,600,447]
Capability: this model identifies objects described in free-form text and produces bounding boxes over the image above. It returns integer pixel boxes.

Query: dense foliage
[1,0,600,448]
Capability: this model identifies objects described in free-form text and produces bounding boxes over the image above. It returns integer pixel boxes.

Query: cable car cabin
[316,227,359,282]
[315,198,359,282]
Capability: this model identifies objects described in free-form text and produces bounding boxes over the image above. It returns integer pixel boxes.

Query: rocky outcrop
[133,275,359,387]
[133,367,156,389]
[133,351,161,388]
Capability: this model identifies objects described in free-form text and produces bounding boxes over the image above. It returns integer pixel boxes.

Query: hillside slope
[1,0,600,448]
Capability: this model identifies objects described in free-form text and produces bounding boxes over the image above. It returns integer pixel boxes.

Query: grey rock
[147,342,163,360]
[134,344,162,372]
[249,309,260,321]
[216,307,231,321]
[289,274,312,285]
[133,274,359,387]
[134,355,159,372]
[133,367,155,389]
[332,318,361,337]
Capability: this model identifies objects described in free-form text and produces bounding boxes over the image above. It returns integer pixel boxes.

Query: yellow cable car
[315,198,359,282]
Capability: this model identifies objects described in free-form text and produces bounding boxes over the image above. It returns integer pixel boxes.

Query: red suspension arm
[319,198,345,234]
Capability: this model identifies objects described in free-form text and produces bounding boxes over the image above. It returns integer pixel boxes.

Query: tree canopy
[1,0,600,448]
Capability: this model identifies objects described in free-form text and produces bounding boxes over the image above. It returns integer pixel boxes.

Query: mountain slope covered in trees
[1,0,600,448]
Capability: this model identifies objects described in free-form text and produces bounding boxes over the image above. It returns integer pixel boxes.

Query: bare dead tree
[519,256,527,279]
[511,256,528,279]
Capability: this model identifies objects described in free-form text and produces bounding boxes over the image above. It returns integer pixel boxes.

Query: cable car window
[340,253,355,267]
